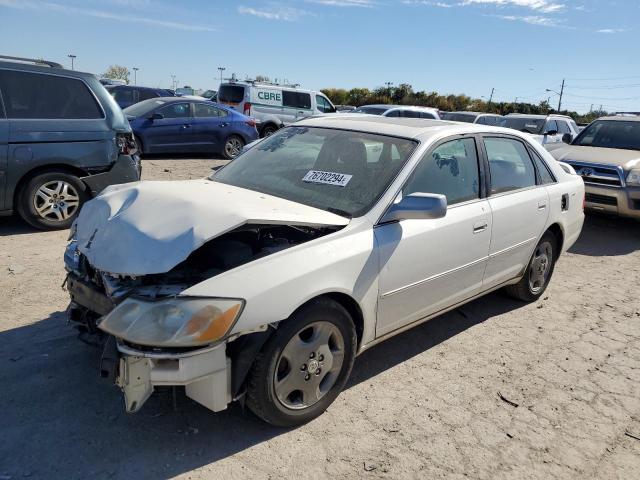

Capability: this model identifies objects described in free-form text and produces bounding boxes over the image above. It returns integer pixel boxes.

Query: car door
[143,102,192,153]
[0,99,7,209]
[375,136,492,337]
[191,102,229,151]
[543,119,561,144]
[481,135,550,289]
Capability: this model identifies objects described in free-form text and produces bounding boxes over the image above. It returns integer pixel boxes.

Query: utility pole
[133,67,139,86]
[218,67,226,86]
[557,78,565,112]
[67,54,76,70]
[171,74,176,90]
[589,104,593,113]
[488,87,495,107]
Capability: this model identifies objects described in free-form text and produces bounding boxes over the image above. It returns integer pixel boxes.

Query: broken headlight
[98,297,244,347]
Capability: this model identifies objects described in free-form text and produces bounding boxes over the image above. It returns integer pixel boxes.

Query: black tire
[261,124,278,138]
[16,170,89,230]
[246,297,357,427]
[505,231,557,302]
[222,135,245,160]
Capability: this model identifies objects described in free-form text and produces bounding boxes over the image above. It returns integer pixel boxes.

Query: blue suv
[0,56,141,230]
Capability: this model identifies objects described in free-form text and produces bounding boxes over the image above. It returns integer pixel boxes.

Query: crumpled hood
[74,180,349,275]
[549,145,640,169]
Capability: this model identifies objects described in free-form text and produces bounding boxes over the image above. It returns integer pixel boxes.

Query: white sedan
[64,116,585,426]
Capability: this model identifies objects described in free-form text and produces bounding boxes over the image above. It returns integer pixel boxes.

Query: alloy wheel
[33,180,80,222]
[529,241,553,293]
[224,137,243,158]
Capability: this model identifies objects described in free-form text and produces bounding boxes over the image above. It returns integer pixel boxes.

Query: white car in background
[501,114,581,146]
[64,116,585,426]
[352,104,441,119]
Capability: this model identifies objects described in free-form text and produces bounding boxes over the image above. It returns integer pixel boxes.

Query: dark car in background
[124,98,258,159]
[0,55,140,230]
[442,111,503,125]
[106,85,175,109]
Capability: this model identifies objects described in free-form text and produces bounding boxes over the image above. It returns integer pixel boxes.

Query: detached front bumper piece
[115,341,231,413]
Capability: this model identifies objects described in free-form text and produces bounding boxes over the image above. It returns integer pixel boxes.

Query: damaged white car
[64,116,585,426]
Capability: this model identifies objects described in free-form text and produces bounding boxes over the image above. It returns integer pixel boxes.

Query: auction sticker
[303,170,352,187]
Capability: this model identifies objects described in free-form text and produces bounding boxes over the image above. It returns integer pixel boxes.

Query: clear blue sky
[1,0,639,113]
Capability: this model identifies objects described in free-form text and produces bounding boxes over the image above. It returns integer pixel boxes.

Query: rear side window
[0,70,102,119]
[420,112,436,119]
[218,85,245,103]
[112,87,135,104]
[138,89,159,101]
[484,137,536,194]
[194,103,227,118]
[530,151,556,184]
[283,91,311,109]
[403,138,480,205]
[557,120,571,134]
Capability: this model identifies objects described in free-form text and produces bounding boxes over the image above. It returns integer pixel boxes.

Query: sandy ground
[1,158,639,479]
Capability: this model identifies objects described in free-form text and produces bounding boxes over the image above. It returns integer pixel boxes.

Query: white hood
[74,180,349,275]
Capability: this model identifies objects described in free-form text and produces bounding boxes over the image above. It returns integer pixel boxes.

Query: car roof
[296,115,519,141]
[362,104,438,112]
[0,58,96,81]
[598,115,640,122]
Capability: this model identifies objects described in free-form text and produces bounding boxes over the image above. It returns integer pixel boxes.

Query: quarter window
[157,103,190,118]
[484,137,537,194]
[403,138,480,205]
[0,70,102,119]
[420,112,436,119]
[283,91,311,109]
[194,103,227,118]
[531,151,556,184]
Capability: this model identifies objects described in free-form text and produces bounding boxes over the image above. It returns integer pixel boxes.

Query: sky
[1,0,639,113]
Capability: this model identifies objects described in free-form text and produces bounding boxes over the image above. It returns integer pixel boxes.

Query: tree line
[321,84,607,124]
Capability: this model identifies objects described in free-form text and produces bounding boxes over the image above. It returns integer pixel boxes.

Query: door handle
[181,124,191,129]
[538,201,547,210]
[220,122,229,127]
[473,221,488,234]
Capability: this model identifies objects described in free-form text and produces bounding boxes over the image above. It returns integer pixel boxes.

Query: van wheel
[17,171,88,230]
[222,135,244,160]
[245,298,357,427]
[261,124,278,137]
[505,231,557,302]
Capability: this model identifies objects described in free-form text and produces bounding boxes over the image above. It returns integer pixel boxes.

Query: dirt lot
[1,158,639,479]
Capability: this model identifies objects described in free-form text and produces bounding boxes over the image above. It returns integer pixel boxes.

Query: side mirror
[545,129,558,136]
[562,133,573,144]
[147,112,164,120]
[380,193,447,224]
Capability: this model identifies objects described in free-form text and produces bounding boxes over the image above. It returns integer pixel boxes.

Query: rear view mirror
[562,133,573,144]
[545,129,558,136]
[148,112,164,120]
[380,193,447,224]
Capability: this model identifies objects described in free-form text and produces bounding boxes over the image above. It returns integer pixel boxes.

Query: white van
[217,80,337,137]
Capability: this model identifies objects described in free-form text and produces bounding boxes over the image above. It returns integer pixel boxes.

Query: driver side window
[403,138,480,205]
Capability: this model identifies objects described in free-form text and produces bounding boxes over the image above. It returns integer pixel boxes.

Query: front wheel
[222,135,244,160]
[505,231,557,302]
[246,298,357,427]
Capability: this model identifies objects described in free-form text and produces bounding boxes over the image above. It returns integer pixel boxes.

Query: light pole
[218,67,226,86]
[67,54,76,70]
[171,74,176,90]
[133,67,139,86]
[546,78,565,111]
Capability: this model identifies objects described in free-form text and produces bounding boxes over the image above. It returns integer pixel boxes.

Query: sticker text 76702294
[302,170,353,187]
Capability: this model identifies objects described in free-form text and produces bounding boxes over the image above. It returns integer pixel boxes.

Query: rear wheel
[505,231,557,302]
[246,298,356,427]
[17,171,88,230]
[222,135,244,160]
[261,124,278,137]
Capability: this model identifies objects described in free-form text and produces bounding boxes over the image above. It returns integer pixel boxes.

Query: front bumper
[81,153,141,197]
[583,183,640,219]
[113,340,231,414]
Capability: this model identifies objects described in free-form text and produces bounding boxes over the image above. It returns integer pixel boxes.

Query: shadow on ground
[0,292,520,479]
[568,214,640,257]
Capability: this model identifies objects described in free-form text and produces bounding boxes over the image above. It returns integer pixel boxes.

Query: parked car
[106,85,175,109]
[547,115,640,219]
[352,104,441,120]
[335,105,356,112]
[217,80,336,137]
[500,114,580,146]
[442,111,503,125]
[64,115,584,425]
[201,89,218,101]
[124,97,258,159]
[0,55,140,230]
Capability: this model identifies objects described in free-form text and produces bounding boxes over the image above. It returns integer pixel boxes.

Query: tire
[222,135,245,160]
[505,231,557,302]
[261,124,278,138]
[134,135,144,156]
[246,297,357,427]
[16,170,89,230]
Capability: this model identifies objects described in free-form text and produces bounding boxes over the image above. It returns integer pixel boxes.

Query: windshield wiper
[327,207,352,218]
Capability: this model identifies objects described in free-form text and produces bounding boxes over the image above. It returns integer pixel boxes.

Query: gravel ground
[1,158,639,479]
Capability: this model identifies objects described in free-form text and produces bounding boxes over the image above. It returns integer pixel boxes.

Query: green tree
[103,65,130,84]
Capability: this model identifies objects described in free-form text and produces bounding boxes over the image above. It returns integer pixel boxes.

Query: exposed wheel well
[320,292,364,349]
[546,223,564,253]
[13,164,89,208]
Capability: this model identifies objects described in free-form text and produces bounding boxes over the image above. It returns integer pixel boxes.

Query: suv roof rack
[0,55,63,69]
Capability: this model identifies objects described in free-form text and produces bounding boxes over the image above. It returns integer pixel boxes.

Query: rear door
[191,102,229,151]
[282,91,312,122]
[143,102,192,152]
[481,135,549,289]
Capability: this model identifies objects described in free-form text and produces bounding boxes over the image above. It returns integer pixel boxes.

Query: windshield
[352,106,388,115]
[500,117,545,134]
[123,99,167,117]
[443,112,477,123]
[573,120,640,151]
[211,126,418,217]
